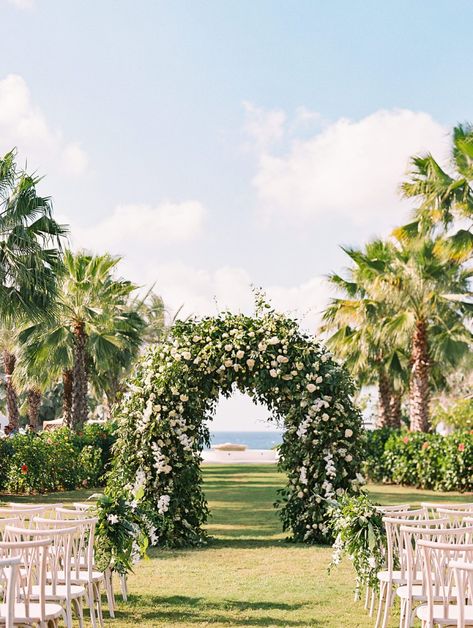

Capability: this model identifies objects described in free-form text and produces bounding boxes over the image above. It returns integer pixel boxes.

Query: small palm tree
[19,251,145,430]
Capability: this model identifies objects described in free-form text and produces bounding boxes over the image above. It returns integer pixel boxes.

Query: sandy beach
[202,448,279,464]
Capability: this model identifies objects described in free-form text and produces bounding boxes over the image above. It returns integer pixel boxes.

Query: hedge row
[0,423,116,494]
[364,428,473,492]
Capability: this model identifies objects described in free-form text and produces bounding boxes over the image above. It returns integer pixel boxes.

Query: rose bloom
[21,464,28,474]
[403,436,409,444]
[422,442,429,450]
[458,443,465,452]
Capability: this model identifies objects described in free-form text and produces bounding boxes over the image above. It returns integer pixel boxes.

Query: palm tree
[401,122,473,261]
[366,234,471,431]
[19,251,145,430]
[322,241,407,428]
[0,327,20,428]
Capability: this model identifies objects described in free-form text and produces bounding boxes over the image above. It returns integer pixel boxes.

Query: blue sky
[1,0,471,429]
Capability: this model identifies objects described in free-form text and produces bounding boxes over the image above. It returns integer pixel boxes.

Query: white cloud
[250,108,450,230]
[125,260,331,333]
[6,0,34,9]
[71,200,206,254]
[0,74,87,176]
[243,101,286,149]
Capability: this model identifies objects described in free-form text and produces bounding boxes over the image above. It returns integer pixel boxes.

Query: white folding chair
[0,555,21,628]
[397,523,473,628]
[450,560,473,628]
[0,538,63,627]
[416,539,473,627]
[375,508,428,628]
[436,507,473,525]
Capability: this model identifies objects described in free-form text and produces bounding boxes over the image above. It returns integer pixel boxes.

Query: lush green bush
[362,427,397,482]
[364,429,473,492]
[0,423,117,494]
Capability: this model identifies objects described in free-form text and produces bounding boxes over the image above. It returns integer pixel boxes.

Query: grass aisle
[3,465,472,626]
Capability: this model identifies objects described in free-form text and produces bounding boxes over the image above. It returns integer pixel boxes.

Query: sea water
[207,430,283,450]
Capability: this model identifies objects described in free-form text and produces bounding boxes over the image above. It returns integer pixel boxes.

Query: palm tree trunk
[376,368,392,428]
[2,350,19,429]
[27,388,42,430]
[71,321,88,431]
[389,392,402,429]
[62,369,73,426]
[409,319,430,432]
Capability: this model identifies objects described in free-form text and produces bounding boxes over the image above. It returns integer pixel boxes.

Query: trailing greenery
[363,428,473,491]
[110,301,364,548]
[0,423,116,493]
[328,492,385,593]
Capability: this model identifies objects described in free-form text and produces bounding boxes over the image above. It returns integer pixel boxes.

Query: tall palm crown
[401,123,473,261]
[0,150,66,322]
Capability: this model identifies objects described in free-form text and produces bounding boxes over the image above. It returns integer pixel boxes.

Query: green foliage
[110,306,364,549]
[364,429,473,492]
[328,492,385,591]
[0,423,116,494]
[362,428,397,482]
[432,398,473,431]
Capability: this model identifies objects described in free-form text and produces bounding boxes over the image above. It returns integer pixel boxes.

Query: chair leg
[381,582,393,628]
[120,573,128,601]
[369,589,377,617]
[88,582,97,628]
[364,586,370,609]
[94,582,104,628]
[374,581,386,628]
[105,568,115,618]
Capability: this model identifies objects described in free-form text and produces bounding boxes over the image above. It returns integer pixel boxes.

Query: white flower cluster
[157,494,171,515]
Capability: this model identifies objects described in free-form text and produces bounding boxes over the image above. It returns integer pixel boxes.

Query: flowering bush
[328,493,385,593]
[362,428,396,482]
[0,424,116,494]
[364,429,473,492]
[109,302,363,547]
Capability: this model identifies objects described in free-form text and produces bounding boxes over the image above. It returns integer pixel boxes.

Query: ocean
[207,430,283,450]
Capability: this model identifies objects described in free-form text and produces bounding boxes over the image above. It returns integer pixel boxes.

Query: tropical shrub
[362,427,397,482]
[0,423,116,494]
[364,429,473,492]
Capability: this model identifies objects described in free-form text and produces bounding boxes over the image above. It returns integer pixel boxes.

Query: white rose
[246,359,255,369]
[306,383,316,393]
[269,369,278,378]
[316,376,323,384]
[268,336,280,345]
[345,429,353,438]
[277,355,289,363]
[180,395,188,402]
[345,454,353,462]
[182,351,191,361]
[224,343,233,352]
[224,359,233,368]
[297,491,304,498]
[236,350,244,359]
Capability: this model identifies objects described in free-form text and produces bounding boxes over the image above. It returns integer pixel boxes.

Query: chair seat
[377,570,423,585]
[0,601,63,622]
[416,603,473,624]
[397,584,458,601]
[51,569,105,585]
[30,583,86,600]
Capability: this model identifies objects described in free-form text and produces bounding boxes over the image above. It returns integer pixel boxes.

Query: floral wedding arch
[108,301,364,548]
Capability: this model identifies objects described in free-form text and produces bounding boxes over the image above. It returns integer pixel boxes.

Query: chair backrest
[72,502,94,511]
[4,524,77,596]
[418,539,473,624]
[0,507,50,527]
[47,512,98,579]
[422,501,473,514]
[436,508,473,525]
[375,504,411,513]
[7,502,63,511]
[0,518,19,539]
[401,523,473,598]
[0,538,51,622]
[382,508,429,576]
[0,555,21,628]
[450,560,473,628]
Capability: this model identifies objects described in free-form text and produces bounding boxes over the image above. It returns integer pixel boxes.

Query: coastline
[202,448,278,464]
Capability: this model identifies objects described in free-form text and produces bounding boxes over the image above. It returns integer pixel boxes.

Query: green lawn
[2,465,472,627]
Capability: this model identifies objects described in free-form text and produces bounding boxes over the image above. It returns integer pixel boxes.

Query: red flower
[20,464,28,474]
[458,443,465,452]
[403,436,409,444]
[422,442,429,450]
